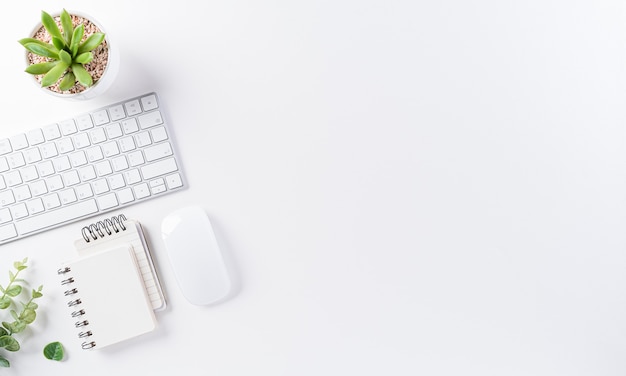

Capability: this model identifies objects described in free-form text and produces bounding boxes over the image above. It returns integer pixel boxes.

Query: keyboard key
[26,129,45,145]
[0,208,11,224]
[75,114,93,130]
[166,173,183,189]
[133,183,150,199]
[125,99,142,116]
[141,94,158,111]
[144,142,172,162]
[0,224,17,241]
[43,124,61,140]
[42,193,61,209]
[26,198,44,215]
[75,184,93,199]
[59,189,77,204]
[92,110,109,126]
[15,199,98,235]
[108,105,125,121]
[122,118,139,134]
[0,191,15,206]
[97,193,118,209]
[59,120,78,135]
[140,158,178,180]
[11,203,28,219]
[0,139,11,155]
[117,188,134,204]
[10,134,28,150]
[138,111,163,129]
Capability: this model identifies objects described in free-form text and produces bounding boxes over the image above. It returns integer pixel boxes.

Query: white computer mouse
[161,206,231,305]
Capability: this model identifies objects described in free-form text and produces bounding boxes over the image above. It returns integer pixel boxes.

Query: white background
[0,0,624,375]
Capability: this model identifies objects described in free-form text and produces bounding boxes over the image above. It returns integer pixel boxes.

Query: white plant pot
[25,11,119,101]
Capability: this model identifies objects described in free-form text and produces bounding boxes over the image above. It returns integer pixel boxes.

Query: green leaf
[5,285,21,298]
[43,342,64,361]
[0,328,7,337]
[32,288,43,299]
[41,61,69,87]
[51,37,65,51]
[72,64,92,87]
[18,38,48,48]
[0,336,19,352]
[0,297,10,310]
[59,72,76,91]
[60,9,73,45]
[23,43,59,59]
[8,321,26,334]
[20,309,36,324]
[59,49,72,65]
[41,11,64,42]
[77,33,105,54]
[70,24,84,57]
[25,61,58,75]
[75,52,93,64]
[0,355,9,367]
[23,301,38,310]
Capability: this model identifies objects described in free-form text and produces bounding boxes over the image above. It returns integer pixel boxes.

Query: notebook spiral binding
[81,214,128,242]
[58,214,126,350]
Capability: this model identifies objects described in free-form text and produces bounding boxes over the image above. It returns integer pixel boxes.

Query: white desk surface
[0,0,624,375]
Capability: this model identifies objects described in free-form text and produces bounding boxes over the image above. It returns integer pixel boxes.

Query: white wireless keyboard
[0,92,185,244]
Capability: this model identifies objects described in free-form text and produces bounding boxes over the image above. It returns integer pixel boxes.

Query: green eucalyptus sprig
[18,9,106,90]
[0,258,44,368]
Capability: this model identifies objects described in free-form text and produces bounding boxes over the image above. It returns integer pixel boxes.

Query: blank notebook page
[65,245,156,349]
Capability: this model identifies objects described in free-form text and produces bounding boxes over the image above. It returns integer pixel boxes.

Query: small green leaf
[25,61,58,75]
[41,11,64,42]
[72,64,92,87]
[0,336,19,352]
[43,342,64,361]
[32,288,43,299]
[75,52,93,64]
[41,61,69,87]
[5,286,21,298]
[77,33,105,54]
[18,38,48,48]
[59,72,76,91]
[0,355,9,367]
[59,49,72,65]
[0,297,10,310]
[23,301,38,310]
[60,9,73,44]
[51,37,65,51]
[20,309,36,324]
[9,321,26,334]
[70,24,84,57]
[0,328,7,337]
[23,43,59,59]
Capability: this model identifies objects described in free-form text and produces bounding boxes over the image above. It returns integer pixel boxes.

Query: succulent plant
[18,9,105,90]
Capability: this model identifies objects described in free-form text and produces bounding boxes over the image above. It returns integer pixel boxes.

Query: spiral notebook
[58,215,164,350]
[73,214,165,311]
[59,245,156,350]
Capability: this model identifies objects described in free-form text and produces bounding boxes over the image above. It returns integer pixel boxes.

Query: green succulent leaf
[18,38,48,48]
[75,52,93,64]
[70,24,84,57]
[43,342,64,361]
[60,9,73,45]
[23,43,58,59]
[0,336,19,352]
[51,36,65,51]
[58,72,75,91]
[0,328,7,337]
[0,355,8,367]
[59,49,72,65]
[72,63,92,87]
[77,33,105,54]
[41,61,69,87]
[41,11,64,42]
[25,61,57,75]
